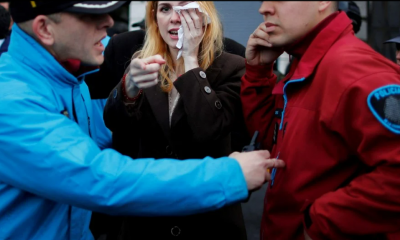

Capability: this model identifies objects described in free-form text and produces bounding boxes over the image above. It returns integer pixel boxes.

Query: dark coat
[103,52,247,240]
[85,30,250,153]
[105,50,245,158]
[87,30,249,240]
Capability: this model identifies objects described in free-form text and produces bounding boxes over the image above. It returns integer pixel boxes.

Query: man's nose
[259,2,275,15]
[99,14,114,29]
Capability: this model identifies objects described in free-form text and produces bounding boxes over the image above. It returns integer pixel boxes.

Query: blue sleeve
[0,92,248,216]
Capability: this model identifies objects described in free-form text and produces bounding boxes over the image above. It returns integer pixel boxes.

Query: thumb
[255,150,271,159]
[264,159,286,169]
[154,54,166,64]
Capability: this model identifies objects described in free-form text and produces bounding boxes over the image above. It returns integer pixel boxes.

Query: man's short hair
[0,4,10,39]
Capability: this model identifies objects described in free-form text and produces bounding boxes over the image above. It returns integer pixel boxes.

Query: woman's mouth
[169,30,179,40]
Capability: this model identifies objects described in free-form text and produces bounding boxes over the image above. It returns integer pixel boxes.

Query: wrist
[124,73,140,98]
[122,74,142,102]
[246,58,274,66]
[245,58,260,66]
[244,60,275,81]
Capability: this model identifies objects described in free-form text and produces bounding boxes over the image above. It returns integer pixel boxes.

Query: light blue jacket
[0,24,248,240]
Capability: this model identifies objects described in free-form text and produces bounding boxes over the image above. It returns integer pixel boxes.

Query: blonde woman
[103,1,247,239]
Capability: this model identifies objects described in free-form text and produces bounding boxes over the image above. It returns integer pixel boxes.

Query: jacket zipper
[80,94,92,137]
[261,78,305,239]
[280,77,306,129]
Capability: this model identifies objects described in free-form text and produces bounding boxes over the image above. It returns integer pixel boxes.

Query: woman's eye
[160,7,170,12]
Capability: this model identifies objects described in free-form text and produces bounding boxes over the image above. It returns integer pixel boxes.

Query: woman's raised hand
[178,8,204,61]
[125,55,166,94]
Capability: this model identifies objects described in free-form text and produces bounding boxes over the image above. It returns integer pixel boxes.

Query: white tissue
[172,2,211,60]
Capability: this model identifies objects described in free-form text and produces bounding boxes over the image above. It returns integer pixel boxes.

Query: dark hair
[0,4,10,39]
[396,43,400,52]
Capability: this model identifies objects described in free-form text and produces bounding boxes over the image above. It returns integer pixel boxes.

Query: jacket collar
[285,11,353,80]
[8,24,99,87]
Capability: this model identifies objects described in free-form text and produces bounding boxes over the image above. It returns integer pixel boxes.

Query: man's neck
[284,11,339,59]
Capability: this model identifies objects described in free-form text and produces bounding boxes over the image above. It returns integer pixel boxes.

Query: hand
[125,55,166,97]
[178,8,204,62]
[304,230,313,240]
[230,150,285,191]
[245,22,284,66]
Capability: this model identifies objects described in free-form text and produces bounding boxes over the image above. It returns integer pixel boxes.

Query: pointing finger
[142,63,161,73]
[142,55,166,65]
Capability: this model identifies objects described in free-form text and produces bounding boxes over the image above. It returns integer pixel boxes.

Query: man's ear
[31,15,55,46]
[318,1,332,12]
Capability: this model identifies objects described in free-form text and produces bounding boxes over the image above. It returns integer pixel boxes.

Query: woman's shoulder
[111,30,146,46]
[211,51,245,70]
[108,30,146,57]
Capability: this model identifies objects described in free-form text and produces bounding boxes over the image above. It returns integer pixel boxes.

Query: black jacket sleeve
[103,73,145,134]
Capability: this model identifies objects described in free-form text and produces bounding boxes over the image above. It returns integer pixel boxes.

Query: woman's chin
[167,43,179,50]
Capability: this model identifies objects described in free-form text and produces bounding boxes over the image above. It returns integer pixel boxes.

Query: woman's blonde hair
[137,1,224,92]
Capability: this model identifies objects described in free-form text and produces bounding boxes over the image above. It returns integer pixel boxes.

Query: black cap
[338,1,362,34]
[384,30,400,44]
[10,1,126,23]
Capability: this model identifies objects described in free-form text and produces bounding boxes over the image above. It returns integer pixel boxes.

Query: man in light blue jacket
[0,2,285,239]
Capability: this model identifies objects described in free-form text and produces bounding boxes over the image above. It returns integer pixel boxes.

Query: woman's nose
[170,10,181,23]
